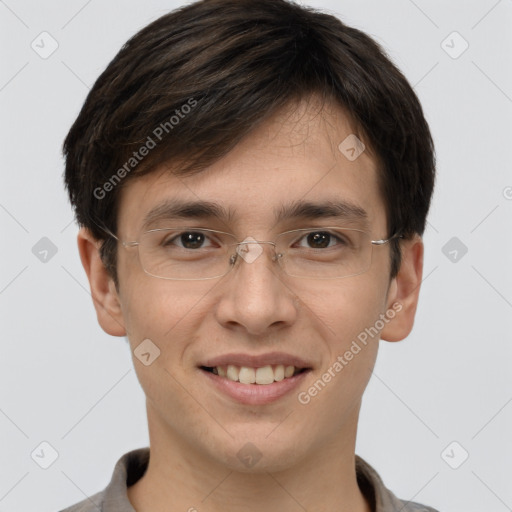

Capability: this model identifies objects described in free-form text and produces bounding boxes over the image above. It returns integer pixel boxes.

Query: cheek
[121,275,204,337]
[296,275,388,351]
[294,280,385,427]
[119,281,198,404]
[120,278,219,376]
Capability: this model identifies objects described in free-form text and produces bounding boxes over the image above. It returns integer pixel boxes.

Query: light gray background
[1,1,511,511]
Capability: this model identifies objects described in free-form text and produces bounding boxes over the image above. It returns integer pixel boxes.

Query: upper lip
[200,352,313,369]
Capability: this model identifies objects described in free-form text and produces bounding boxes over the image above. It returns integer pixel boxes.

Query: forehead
[116,97,386,236]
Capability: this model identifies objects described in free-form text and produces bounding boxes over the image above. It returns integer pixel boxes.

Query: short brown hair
[63,0,436,288]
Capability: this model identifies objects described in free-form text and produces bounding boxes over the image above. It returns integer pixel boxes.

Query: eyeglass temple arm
[89,218,118,240]
[371,232,404,245]
[90,218,139,247]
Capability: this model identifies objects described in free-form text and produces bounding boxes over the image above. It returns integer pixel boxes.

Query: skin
[78,95,423,512]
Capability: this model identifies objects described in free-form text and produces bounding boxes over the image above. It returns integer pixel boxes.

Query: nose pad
[236,237,264,264]
[231,238,279,267]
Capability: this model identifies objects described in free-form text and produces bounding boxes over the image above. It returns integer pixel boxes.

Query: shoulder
[58,488,106,512]
[355,455,441,512]
[393,500,440,512]
[57,447,149,512]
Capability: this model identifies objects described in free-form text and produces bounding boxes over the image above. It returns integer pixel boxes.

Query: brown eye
[306,232,331,249]
[297,231,349,250]
[162,231,213,250]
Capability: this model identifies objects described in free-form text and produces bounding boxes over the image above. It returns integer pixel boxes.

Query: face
[86,97,419,473]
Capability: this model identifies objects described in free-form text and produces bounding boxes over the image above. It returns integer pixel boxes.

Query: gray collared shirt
[59,448,439,512]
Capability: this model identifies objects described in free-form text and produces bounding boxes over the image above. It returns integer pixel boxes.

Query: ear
[77,227,127,337]
[381,234,423,342]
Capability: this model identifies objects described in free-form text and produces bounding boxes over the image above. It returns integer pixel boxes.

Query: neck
[127,402,372,512]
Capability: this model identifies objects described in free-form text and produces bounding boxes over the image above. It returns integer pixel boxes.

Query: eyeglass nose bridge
[229,239,284,267]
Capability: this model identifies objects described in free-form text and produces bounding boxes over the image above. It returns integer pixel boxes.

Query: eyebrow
[141,198,369,231]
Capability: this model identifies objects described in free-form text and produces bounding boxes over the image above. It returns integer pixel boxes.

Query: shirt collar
[99,448,434,512]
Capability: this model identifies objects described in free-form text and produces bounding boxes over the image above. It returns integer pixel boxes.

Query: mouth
[197,354,313,405]
[200,364,309,385]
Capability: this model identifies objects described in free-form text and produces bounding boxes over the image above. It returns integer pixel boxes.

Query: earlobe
[381,235,424,342]
[77,227,127,337]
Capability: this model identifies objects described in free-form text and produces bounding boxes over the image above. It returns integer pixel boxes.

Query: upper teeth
[213,364,298,384]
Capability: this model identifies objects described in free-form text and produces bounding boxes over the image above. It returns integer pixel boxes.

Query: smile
[199,367,311,405]
[201,364,307,385]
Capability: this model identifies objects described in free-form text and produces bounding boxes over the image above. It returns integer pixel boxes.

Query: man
[61,0,437,510]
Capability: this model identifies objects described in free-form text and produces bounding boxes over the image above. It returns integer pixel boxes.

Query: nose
[214,240,298,336]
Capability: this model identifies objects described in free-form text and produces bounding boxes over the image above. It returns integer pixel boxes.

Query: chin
[211,431,306,474]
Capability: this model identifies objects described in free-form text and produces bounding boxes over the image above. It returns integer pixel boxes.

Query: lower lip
[200,368,311,405]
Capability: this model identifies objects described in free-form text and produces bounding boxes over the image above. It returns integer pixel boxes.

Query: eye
[295,230,350,250]
[162,230,216,250]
